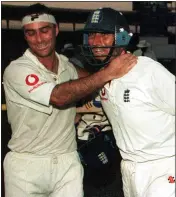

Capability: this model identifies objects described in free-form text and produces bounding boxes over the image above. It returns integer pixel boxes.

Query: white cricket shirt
[3,49,78,155]
[100,56,175,162]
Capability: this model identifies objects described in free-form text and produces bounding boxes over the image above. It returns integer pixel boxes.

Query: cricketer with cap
[2,3,137,197]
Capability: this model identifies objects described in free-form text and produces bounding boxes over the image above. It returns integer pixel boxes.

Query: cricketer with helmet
[80,7,133,71]
[80,7,175,197]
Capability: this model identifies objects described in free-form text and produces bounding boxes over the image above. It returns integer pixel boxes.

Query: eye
[24,30,35,37]
[40,26,51,33]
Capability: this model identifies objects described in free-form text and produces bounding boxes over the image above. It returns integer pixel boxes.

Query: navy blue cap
[83,7,130,33]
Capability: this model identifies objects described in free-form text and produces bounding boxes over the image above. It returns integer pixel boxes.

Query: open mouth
[92,49,108,57]
[36,44,49,51]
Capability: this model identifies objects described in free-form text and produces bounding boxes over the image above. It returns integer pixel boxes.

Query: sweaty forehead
[23,22,53,30]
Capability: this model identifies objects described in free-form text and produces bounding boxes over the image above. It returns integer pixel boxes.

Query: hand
[104,53,137,79]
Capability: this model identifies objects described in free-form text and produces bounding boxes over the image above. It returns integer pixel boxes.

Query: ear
[55,24,59,36]
[23,28,27,41]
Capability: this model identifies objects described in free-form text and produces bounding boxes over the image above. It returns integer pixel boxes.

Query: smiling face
[88,33,115,61]
[23,22,58,58]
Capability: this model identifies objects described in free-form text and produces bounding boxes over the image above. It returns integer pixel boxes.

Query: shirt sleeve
[3,63,56,114]
[151,62,175,115]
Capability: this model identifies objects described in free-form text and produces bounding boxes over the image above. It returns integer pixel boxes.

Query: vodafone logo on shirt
[25,74,39,86]
[25,74,46,93]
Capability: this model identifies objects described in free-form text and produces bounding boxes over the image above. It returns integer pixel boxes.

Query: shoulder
[59,54,74,67]
[137,56,162,71]
[59,54,77,71]
[137,56,175,80]
[3,54,38,81]
[59,54,69,62]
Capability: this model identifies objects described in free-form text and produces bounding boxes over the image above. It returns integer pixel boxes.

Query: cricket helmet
[80,8,133,71]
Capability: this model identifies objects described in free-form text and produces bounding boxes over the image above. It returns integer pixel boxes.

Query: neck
[38,53,58,74]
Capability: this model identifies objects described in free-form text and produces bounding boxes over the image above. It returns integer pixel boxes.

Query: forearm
[50,53,137,107]
[50,68,110,107]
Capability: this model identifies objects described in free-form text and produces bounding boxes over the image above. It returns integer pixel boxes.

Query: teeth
[94,51,104,54]
[37,44,47,49]
[94,49,103,52]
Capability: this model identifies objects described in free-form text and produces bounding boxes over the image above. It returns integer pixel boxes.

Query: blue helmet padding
[83,34,88,45]
[83,29,132,47]
[115,30,132,46]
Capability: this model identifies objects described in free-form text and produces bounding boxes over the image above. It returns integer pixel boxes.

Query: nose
[35,32,42,43]
[92,33,102,46]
